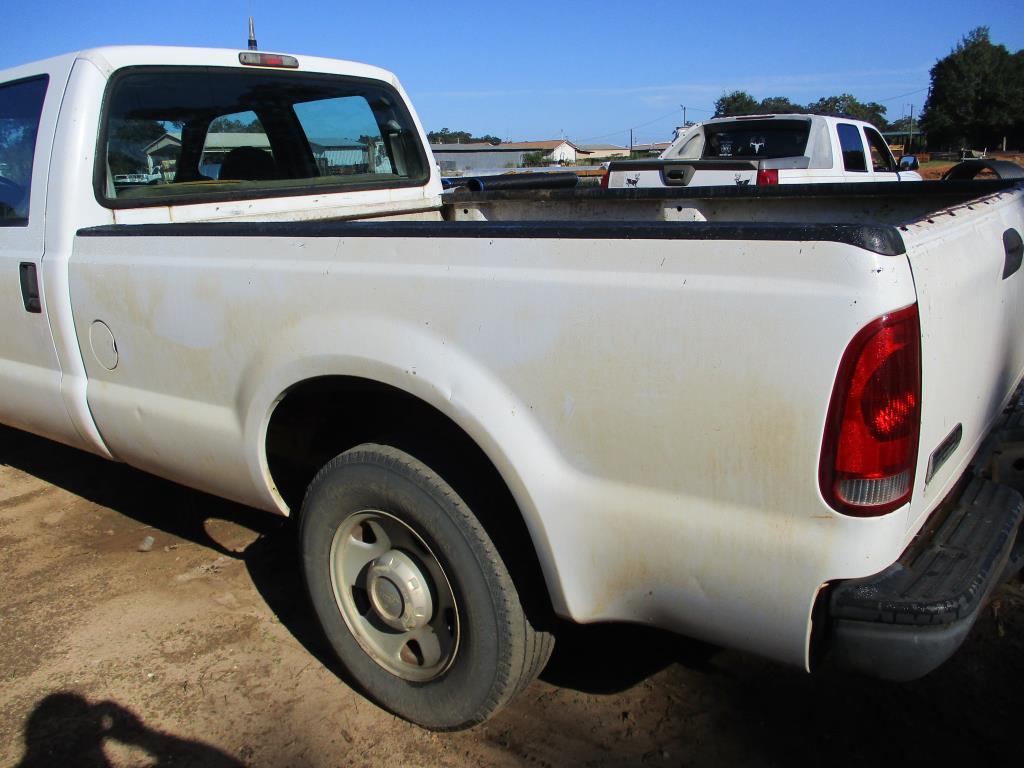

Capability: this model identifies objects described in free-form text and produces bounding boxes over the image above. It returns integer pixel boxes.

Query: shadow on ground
[14,692,244,768]
[0,425,728,700]
[541,621,720,694]
[0,425,358,686]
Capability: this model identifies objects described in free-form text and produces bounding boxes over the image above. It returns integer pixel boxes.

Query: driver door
[0,71,78,443]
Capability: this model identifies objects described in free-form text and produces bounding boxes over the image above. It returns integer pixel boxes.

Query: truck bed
[442,179,1019,225]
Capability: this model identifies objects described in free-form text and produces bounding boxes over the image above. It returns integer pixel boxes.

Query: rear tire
[299,443,552,730]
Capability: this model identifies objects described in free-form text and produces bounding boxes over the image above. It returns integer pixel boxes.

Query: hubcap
[367,549,434,631]
[329,510,459,681]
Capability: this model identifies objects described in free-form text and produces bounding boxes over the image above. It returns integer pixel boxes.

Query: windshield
[100,67,428,206]
[700,119,811,160]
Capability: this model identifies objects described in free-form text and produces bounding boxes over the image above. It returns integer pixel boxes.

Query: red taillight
[819,304,921,516]
[756,168,779,185]
[600,170,610,189]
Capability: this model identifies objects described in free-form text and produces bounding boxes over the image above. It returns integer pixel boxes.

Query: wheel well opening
[266,376,553,622]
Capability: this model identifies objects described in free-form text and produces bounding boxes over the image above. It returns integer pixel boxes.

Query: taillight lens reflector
[757,168,779,185]
[819,304,921,516]
[600,170,610,189]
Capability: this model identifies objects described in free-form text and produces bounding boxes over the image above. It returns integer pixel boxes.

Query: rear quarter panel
[69,227,918,668]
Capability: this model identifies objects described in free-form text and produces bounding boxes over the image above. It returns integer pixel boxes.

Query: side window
[837,123,867,172]
[0,76,48,225]
[294,97,395,177]
[863,127,896,173]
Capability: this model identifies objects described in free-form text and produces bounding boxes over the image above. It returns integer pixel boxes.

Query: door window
[837,123,867,173]
[0,76,48,225]
[863,127,897,172]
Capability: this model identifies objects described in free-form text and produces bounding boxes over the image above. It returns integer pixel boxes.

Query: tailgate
[607,160,757,188]
[905,184,1024,531]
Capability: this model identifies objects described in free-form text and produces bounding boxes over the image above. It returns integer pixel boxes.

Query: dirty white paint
[64,230,916,670]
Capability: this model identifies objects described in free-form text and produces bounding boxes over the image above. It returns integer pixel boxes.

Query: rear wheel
[299,443,552,730]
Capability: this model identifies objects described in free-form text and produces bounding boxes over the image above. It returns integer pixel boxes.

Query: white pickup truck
[3,46,1024,731]
[605,114,923,188]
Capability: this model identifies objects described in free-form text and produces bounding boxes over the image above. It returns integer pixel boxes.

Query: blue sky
[4,1,1022,146]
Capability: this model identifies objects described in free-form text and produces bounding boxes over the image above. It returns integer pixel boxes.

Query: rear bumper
[828,398,1024,681]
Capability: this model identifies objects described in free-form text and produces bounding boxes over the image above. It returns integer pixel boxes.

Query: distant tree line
[427,128,501,145]
[208,116,264,133]
[712,91,888,128]
[712,27,1023,151]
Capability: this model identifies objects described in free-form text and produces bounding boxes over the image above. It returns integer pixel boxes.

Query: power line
[576,127,633,143]
[876,86,929,103]
[578,103,714,145]
[631,107,687,130]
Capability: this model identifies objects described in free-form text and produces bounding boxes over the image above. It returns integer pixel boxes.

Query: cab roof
[0,45,399,87]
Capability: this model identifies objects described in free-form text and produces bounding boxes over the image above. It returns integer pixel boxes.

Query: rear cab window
[0,76,49,225]
[837,123,867,172]
[98,67,429,207]
[700,119,810,160]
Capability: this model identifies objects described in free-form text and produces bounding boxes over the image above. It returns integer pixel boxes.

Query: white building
[430,140,589,174]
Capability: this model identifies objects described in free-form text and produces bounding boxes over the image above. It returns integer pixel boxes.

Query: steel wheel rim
[329,509,460,681]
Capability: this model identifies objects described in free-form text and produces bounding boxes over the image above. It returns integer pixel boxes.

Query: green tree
[713,91,759,117]
[0,120,37,185]
[758,96,804,114]
[921,27,1023,150]
[804,94,888,127]
[712,91,888,125]
[520,150,549,166]
[106,119,168,174]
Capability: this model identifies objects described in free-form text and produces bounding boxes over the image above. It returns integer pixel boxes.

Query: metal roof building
[430,140,588,173]
[579,144,630,159]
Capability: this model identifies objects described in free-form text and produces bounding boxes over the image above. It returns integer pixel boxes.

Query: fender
[238,313,576,615]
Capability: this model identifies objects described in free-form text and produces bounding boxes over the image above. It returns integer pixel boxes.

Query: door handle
[661,164,696,186]
[1003,228,1023,280]
[19,262,41,313]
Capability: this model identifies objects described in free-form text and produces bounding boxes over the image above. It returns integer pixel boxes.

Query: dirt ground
[2,424,1022,768]
[917,154,1024,179]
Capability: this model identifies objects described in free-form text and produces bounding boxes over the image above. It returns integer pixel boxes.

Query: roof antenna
[247,17,258,50]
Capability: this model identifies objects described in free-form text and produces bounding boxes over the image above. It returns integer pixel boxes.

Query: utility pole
[630,128,634,154]
[906,103,914,154]
[680,105,687,125]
